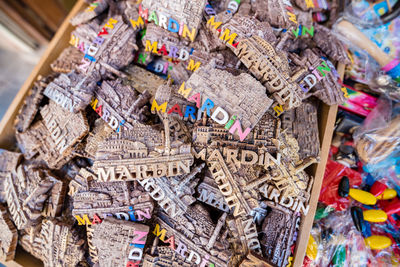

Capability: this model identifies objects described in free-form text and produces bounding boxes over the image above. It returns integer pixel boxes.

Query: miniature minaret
[206,212,227,250]
[176,163,205,196]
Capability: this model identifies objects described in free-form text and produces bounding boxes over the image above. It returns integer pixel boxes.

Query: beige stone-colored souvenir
[184,62,273,130]
[93,78,151,130]
[0,150,22,203]
[290,49,346,105]
[193,112,280,155]
[124,65,165,98]
[0,204,18,262]
[218,15,277,46]
[206,149,252,217]
[50,46,84,73]
[251,0,298,28]
[86,224,99,265]
[260,132,316,204]
[20,219,86,267]
[93,120,193,181]
[260,201,299,267]
[197,175,230,212]
[4,164,66,230]
[70,0,108,26]
[92,217,149,266]
[142,24,190,55]
[137,164,204,219]
[44,71,97,113]
[141,0,207,38]
[81,119,113,159]
[143,244,191,267]
[152,212,231,266]
[281,99,320,159]
[15,75,54,133]
[234,36,303,110]
[16,101,89,169]
[72,168,154,219]
[73,16,138,78]
[226,214,262,256]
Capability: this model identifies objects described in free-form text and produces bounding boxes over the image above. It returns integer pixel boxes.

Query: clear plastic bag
[354,95,400,165]
[333,0,400,98]
[307,209,376,266]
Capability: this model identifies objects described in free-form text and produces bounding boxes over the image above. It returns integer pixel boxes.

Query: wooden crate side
[0,0,86,150]
[292,63,345,267]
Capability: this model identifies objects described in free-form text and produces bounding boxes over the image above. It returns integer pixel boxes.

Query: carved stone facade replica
[0,150,22,203]
[207,149,253,217]
[184,62,273,130]
[93,78,151,130]
[281,99,320,159]
[44,71,97,113]
[92,217,149,266]
[226,214,262,256]
[260,133,316,206]
[70,0,108,26]
[142,24,190,55]
[141,0,207,35]
[124,65,165,97]
[219,15,277,45]
[93,121,193,181]
[4,163,66,230]
[260,201,299,267]
[143,244,192,267]
[197,176,230,213]
[251,0,298,28]
[14,75,53,133]
[20,219,85,267]
[0,204,18,262]
[81,119,113,159]
[50,46,84,73]
[234,36,303,111]
[152,210,231,266]
[16,101,89,169]
[193,112,280,154]
[73,16,138,78]
[72,168,154,219]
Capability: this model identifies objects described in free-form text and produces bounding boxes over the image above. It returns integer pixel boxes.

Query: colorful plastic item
[382,58,400,83]
[365,235,392,250]
[363,210,388,223]
[315,206,334,220]
[376,189,397,200]
[339,84,378,117]
[370,181,388,197]
[332,244,346,266]
[320,160,363,211]
[383,198,400,215]
[306,235,318,260]
[338,176,350,197]
[349,189,377,205]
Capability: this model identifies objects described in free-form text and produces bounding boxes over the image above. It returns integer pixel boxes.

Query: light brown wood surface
[0,0,339,265]
[20,0,67,32]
